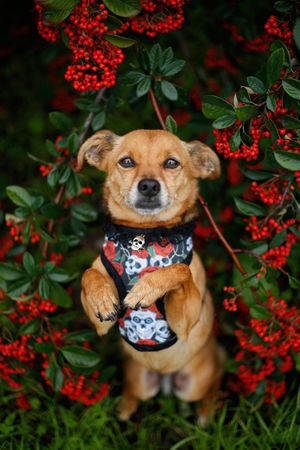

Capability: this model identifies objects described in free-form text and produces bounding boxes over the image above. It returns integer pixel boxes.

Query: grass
[1,387,300,450]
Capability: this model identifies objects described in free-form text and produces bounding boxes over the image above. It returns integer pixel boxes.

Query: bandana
[100,220,194,351]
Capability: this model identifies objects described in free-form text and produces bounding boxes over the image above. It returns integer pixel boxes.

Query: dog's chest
[101,224,193,351]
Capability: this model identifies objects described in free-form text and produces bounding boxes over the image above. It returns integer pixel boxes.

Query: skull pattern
[124,254,148,275]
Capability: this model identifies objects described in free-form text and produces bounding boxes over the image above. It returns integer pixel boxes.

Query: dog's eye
[118,157,135,168]
[164,158,180,169]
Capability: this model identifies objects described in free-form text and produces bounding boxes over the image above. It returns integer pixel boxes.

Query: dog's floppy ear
[184,140,221,180]
[76,130,119,172]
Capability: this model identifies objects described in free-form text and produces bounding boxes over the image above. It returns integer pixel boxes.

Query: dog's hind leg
[117,355,160,421]
[173,337,225,426]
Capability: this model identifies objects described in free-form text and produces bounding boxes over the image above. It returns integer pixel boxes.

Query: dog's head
[76,129,220,224]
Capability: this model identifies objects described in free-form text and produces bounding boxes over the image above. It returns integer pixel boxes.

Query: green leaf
[49,112,72,132]
[289,276,300,289]
[66,329,97,342]
[280,114,300,129]
[202,95,234,119]
[59,166,72,184]
[274,1,293,12]
[270,40,291,67]
[60,346,101,369]
[247,76,266,94]
[293,17,300,51]
[19,318,40,335]
[161,81,178,101]
[75,98,102,112]
[47,168,60,188]
[136,77,151,97]
[35,342,55,354]
[103,34,136,48]
[23,252,36,275]
[148,43,163,72]
[71,203,98,222]
[270,229,287,248]
[165,115,178,134]
[48,268,77,283]
[234,198,266,216]
[67,133,80,153]
[39,276,51,300]
[235,105,259,122]
[250,305,272,320]
[43,0,80,23]
[237,87,251,104]
[102,0,141,17]
[229,128,241,151]
[266,94,277,112]
[7,278,32,298]
[212,114,236,129]
[274,150,300,170]
[66,172,82,197]
[46,355,64,392]
[282,79,300,100]
[124,71,146,85]
[241,168,274,181]
[161,60,185,77]
[0,263,25,281]
[92,111,106,132]
[6,186,32,208]
[50,282,72,308]
[266,48,284,87]
[46,140,60,156]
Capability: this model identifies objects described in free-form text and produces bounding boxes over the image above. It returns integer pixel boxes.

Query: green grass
[1,388,300,450]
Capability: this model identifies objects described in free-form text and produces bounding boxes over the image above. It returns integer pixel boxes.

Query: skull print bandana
[100,220,194,352]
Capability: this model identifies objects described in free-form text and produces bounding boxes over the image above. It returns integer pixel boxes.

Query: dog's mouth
[135,197,162,211]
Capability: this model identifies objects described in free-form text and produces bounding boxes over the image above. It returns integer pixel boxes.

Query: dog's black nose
[138,179,161,197]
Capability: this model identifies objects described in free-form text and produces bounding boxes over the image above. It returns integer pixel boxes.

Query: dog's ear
[184,140,221,180]
[76,130,119,172]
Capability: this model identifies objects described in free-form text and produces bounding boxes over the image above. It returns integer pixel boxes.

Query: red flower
[153,241,173,256]
[111,260,123,276]
[103,240,116,261]
[132,248,149,258]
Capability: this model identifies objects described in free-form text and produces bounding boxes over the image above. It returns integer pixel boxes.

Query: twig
[197,194,246,275]
[41,88,106,259]
[148,87,247,275]
[149,87,166,130]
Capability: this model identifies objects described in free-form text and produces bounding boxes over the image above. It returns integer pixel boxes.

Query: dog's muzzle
[135,178,162,210]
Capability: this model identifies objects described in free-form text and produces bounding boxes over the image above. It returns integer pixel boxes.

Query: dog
[77,129,225,425]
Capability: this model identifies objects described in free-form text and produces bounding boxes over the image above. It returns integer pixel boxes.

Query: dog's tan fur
[78,129,224,424]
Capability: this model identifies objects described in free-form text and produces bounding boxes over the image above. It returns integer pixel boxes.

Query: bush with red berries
[1,0,300,413]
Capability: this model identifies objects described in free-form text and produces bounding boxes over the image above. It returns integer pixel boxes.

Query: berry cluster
[130,0,185,37]
[264,15,294,49]
[224,23,270,53]
[214,117,266,161]
[230,295,300,403]
[36,0,186,92]
[6,219,40,244]
[204,47,239,75]
[245,217,299,268]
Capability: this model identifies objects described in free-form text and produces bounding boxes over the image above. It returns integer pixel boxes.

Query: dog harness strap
[100,220,195,352]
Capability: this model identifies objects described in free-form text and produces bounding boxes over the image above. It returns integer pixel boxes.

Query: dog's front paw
[123,282,161,309]
[85,285,120,322]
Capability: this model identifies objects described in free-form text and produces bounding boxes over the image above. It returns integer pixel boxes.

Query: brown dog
[77,129,225,425]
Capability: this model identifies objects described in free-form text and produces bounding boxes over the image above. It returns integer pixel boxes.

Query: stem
[149,87,166,130]
[41,88,106,259]
[197,194,246,275]
[148,87,247,275]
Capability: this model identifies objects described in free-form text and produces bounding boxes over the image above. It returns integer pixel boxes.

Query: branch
[42,88,106,259]
[149,88,166,130]
[148,87,246,275]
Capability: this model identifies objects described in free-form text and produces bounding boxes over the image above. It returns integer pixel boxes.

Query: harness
[100,220,194,352]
